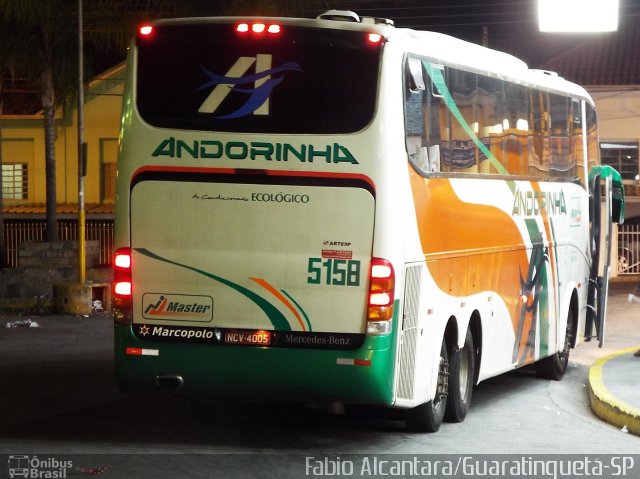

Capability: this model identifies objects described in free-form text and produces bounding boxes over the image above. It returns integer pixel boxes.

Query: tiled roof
[3,203,114,216]
[493,26,640,86]
[537,29,640,86]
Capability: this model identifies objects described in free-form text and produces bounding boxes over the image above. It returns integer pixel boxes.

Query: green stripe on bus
[281,289,313,332]
[135,248,292,331]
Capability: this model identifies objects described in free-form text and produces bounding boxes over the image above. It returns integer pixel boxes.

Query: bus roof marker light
[368,33,383,44]
[252,23,266,33]
[268,24,281,34]
[237,23,249,33]
[139,25,153,37]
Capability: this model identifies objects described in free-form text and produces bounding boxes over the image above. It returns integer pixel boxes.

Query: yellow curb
[588,346,640,436]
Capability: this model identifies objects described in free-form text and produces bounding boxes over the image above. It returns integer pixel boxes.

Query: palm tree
[0,1,80,242]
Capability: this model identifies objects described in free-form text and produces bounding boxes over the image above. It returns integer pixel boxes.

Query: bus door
[586,165,624,346]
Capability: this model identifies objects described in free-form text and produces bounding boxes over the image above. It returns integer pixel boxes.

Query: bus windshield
[136,23,382,134]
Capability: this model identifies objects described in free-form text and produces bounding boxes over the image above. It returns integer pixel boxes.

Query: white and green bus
[113,11,623,432]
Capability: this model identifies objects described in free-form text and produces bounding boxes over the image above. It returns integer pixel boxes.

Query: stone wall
[0,240,109,301]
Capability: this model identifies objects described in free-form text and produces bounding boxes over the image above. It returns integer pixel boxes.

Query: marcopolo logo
[197,54,301,119]
[143,293,213,322]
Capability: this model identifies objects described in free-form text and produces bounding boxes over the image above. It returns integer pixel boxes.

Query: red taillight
[138,24,154,39]
[114,247,132,300]
[114,250,131,269]
[367,258,395,322]
[114,281,132,296]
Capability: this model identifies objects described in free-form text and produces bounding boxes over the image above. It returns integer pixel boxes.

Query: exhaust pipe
[156,374,184,391]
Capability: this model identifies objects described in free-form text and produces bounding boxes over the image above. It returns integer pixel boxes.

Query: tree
[0,1,80,242]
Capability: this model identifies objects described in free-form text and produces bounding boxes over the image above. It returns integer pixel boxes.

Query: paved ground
[0,282,639,478]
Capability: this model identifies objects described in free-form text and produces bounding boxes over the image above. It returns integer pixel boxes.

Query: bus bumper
[114,323,398,406]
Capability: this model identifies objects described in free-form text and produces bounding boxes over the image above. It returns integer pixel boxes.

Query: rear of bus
[113,16,403,405]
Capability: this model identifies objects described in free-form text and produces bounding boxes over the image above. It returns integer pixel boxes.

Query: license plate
[224,330,271,346]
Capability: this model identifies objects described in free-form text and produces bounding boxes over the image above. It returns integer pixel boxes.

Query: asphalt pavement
[1,280,639,440]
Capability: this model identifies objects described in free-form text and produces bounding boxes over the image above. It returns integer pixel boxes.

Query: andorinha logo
[142,293,213,322]
[197,54,302,119]
[152,137,358,164]
[512,188,567,217]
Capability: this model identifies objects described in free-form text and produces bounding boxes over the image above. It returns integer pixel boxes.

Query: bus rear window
[136,23,382,134]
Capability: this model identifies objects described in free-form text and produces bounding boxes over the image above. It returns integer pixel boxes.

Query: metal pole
[77,0,86,284]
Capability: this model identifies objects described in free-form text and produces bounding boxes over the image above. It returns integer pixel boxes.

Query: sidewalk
[588,346,640,435]
[587,281,640,436]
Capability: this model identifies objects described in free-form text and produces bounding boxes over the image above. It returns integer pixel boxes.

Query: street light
[538,0,619,32]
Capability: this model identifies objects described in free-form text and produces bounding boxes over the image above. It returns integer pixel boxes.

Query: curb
[588,346,640,436]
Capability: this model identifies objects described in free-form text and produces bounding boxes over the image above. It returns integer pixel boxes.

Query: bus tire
[404,338,448,433]
[535,305,573,381]
[445,327,475,423]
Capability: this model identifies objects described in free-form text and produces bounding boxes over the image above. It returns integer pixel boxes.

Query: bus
[113,10,624,432]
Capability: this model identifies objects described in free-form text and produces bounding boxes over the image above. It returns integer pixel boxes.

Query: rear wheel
[535,305,573,380]
[405,338,448,432]
[445,328,475,422]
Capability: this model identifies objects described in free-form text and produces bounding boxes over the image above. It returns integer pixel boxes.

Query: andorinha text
[512,188,567,217]
[152,137,359,164]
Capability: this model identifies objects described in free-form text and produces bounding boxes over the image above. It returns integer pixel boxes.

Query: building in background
[3,17,640,274]
[1,63,124,267]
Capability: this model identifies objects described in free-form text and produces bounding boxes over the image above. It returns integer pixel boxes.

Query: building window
[102,162,116,202]
[599,141,639,180]
[100,138,118,203]
[2,163,28,200]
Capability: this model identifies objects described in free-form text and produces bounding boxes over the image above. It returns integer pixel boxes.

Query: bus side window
[585,104,599,172]
[530,91,551,176]
[550,94,571,178]
[404,57,442,174]
[446,68,478,173]
[571,98,585,185]
[477,76,504,174]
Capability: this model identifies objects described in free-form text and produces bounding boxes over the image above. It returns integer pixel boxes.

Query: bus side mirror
[408,58,425,92]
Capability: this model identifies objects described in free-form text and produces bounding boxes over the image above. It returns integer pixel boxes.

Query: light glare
[538,0,618,32]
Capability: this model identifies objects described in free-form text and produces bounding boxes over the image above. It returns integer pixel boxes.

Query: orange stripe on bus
[251,277,307,332]
[409,168,532,361]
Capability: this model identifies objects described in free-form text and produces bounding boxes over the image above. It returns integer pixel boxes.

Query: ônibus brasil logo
[197,54,301,119]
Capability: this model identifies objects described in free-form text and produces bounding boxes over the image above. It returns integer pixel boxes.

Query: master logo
[142,293,213,322]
